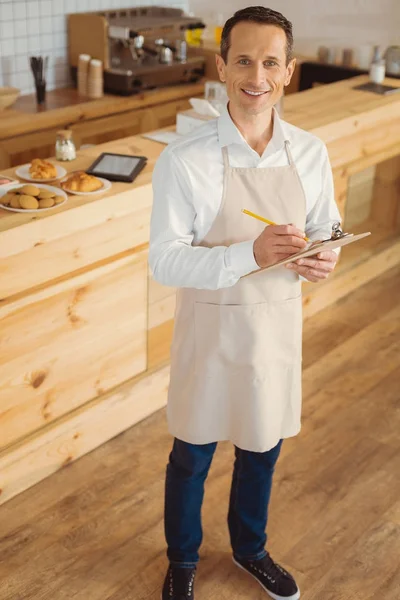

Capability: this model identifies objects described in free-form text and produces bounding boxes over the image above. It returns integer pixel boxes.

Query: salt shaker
[55,130,76,161]
[369,46,386,84]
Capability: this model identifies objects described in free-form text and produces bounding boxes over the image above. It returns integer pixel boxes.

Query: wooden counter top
[284,75,400,146]
[0,81,205,140]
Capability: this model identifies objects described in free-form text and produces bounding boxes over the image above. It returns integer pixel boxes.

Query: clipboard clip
[317,221,352,244]
[330,221,348,240]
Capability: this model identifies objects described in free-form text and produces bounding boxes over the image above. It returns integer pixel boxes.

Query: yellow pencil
[242,209,310,242]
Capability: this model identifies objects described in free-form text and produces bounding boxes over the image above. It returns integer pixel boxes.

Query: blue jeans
[164,437,283,567]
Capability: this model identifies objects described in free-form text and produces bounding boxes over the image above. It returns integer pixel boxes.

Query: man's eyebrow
[234,53,281,61]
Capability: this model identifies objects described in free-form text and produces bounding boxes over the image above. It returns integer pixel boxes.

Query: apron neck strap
[222,146,230,169]
[284,140,295,166]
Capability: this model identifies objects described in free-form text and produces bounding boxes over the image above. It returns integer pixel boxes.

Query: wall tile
[15,56,29,73]
[27,1,40,20]
[14,19,28,38]
[0,4,14,22]
[1,20,14,40]
[39,0,53,17]
[13,2,27,21]
[0,57,15,76]
[28,36,41,53]
[1,39,15,57]
[15,37,29,56]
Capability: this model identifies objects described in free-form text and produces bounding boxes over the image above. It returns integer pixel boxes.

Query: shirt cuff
[225,240,260,279]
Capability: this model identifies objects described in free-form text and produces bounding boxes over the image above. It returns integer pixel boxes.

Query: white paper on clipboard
[266,231,371,270]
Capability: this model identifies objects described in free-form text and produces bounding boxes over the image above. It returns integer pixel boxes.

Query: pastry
[10,196,21,208]
[1,193,15,206]
[61,171,103,193]
[19,195,39,209]
[20,184,40,196]
[38,189,56,199]
[29,158,57,180]
[54,195,65,204]
[38,197,55,208]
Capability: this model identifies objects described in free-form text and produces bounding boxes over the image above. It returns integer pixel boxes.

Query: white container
[369,60,386,84]
[87,59,104,99]
[77,53,91,96]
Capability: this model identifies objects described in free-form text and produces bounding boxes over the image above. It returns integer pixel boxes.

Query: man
[149,6,341,600]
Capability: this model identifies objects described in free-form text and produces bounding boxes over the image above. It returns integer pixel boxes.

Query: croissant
[61,172,103,192]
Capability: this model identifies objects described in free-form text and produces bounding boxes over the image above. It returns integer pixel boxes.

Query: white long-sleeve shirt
[149,104,341,290]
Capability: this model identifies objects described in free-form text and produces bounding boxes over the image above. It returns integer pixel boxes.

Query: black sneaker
[233,552,300,600]
[162,565,196,600]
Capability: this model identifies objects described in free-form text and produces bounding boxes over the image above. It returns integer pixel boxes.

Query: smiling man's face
[216,21,295,117]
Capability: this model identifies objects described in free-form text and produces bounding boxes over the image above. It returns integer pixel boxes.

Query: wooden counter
[0,81,205,169]
[0,82,206,140]
[1,74,399,505]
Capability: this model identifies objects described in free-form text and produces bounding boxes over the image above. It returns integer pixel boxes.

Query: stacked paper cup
[77,54,91,96]
[87,59,104,99]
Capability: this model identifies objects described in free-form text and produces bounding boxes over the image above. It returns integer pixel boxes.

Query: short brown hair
[220,6,294,65]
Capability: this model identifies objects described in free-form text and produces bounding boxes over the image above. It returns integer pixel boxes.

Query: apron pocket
[194,296,302,379]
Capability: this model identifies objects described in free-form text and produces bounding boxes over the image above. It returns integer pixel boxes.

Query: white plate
[60,176,112,196]
[15,163,67,182]
[0,183,68,213]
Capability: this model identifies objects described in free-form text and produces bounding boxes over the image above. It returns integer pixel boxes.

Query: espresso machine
[68,6,206,95]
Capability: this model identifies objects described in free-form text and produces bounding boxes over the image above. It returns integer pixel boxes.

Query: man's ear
[215,54,226,83]
[284,58,296,87]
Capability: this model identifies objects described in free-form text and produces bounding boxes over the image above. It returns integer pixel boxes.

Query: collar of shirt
[217,102,289,162]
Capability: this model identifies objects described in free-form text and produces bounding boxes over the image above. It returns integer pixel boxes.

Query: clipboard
[264,221,371,271]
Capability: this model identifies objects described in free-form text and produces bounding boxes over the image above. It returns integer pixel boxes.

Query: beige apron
[167,140,307,452]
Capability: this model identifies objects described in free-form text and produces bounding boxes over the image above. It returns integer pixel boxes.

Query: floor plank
[1,266,400,600]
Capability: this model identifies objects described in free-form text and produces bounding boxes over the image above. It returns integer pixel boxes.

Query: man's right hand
[253,224,308,269]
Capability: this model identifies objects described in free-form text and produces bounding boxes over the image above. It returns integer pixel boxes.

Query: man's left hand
[285,250,338,282]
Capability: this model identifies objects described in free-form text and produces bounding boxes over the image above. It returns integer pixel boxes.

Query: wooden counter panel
[149,295,176,330]
[70,109,148,148]
[0,128,61,170]
[142,98,193,131]
[147,277,176,367]
[148,276,176,304]
[0,82,205,140]
[0,186,152,300]
[327,115,400,170]
[0,364,170,506]
[0,251,147,451]
[148,320,174,371]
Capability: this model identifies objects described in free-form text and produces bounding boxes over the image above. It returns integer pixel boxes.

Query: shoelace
[168,567,196,598]
[249,553,290,584]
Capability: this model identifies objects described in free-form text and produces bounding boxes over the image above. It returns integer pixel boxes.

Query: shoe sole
[232,557,300,600]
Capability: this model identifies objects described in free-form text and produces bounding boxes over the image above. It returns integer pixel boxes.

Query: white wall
[190,0,400,56]
[0,0,188,96]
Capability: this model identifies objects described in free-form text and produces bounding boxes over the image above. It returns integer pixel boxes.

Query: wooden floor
[1,265,400,600]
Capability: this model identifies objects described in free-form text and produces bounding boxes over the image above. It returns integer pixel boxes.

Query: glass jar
[55,130,76,161]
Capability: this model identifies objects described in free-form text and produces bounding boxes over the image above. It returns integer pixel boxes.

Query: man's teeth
[244,89,269,96]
